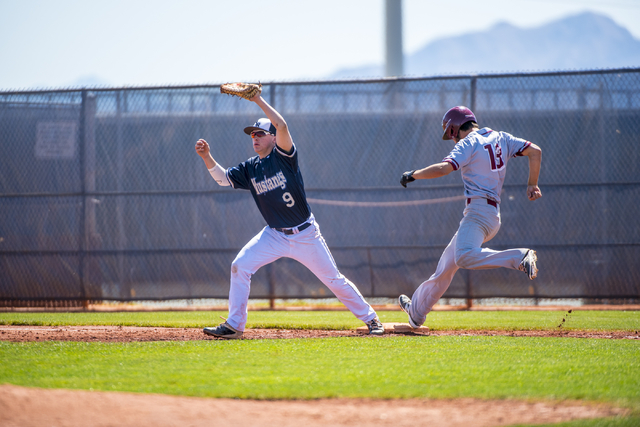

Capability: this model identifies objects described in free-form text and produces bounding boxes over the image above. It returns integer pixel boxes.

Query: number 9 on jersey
[282,192,295,207]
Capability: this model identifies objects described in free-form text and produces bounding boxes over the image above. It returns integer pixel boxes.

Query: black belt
[467,198,498,208]
[274,222,312,235]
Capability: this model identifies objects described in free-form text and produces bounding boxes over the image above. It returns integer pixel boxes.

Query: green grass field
[1,310,639,427]
[1,309,638,330]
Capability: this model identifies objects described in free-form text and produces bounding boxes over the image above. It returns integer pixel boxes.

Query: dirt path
[0,384,627,427]
[0,324,638,342]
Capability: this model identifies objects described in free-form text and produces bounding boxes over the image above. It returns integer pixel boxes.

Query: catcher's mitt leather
[220,82,262,100]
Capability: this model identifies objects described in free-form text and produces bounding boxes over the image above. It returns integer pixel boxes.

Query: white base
[357,322,429,334]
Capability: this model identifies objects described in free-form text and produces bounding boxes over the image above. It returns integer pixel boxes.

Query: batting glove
[400,170,416,188]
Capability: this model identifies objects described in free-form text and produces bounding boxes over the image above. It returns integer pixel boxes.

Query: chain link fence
[1,68,639,305]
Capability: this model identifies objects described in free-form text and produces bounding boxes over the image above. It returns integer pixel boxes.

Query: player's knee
[454,248,473,268]
[230,259,249,277]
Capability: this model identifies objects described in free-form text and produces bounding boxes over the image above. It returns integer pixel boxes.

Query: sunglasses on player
[250,131,271,138]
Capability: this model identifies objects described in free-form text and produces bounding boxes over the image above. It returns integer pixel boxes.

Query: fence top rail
[1,67,639,96]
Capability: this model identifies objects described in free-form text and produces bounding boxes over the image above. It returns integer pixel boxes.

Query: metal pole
[268,264,275,310]
[465,270,473,309]
[78,91,88,308]
[367,248,375,298]
[269,83,276,109]
[269,83,277,310]
[470,76,477,111]
[116,91,126,299]
[385,0,404,77]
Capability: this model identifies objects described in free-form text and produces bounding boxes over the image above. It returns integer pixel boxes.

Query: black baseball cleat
[365,317,384,335]
[203,322,243,339]
[518,249,538,280]
[398,294,422,329]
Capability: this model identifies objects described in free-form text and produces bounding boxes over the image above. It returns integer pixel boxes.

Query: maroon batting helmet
[441,106,477,140]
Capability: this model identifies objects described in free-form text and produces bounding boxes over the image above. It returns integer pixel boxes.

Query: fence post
[367,248,375,298]
[465,270,473,309]
[83,93,98,233]
[80,90,98,307]
[115,91,127,300]
[267,264,275,309]
[79,91,96,308]
[465,75,477,309]
[269,83,277,111]
[470,76,477,111]
[79,91,86,308]
[269,83,277,309]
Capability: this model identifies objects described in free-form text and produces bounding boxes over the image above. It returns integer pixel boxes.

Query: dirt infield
[1,324,639,342]
[0,384,628,427]
[1,326,635,426]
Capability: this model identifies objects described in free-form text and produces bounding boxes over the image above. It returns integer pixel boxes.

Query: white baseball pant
[226,215,377,331]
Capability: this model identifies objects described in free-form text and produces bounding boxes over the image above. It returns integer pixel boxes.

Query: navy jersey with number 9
[226,143,311,229]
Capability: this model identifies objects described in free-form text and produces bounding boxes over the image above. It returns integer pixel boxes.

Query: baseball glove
[220,82,262,100]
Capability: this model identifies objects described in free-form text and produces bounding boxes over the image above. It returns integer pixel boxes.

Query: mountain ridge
[329,12,640,79]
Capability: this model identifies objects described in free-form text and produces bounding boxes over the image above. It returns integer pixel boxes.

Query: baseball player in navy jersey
[195,93,384,338]
[398,106,542,328]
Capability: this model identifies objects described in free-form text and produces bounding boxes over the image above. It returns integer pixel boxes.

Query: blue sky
[1,0,639,90]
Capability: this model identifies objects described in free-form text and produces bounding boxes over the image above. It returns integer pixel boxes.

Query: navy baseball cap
[243,118,276,136]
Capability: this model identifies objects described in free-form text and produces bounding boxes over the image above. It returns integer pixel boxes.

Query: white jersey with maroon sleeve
[443,127,531,203]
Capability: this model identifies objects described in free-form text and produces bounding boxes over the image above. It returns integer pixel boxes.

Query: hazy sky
[1,0,639,90]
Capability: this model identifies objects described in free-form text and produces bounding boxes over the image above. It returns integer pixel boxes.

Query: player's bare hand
[195,139,210,158]
[527,185,542,201]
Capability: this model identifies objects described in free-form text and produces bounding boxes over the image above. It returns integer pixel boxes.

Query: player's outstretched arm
[400,162,453,187]
[249,94,294,153]
[414,162,454,180]
[195,139,230,187]
[521,143,542,201]
[195,139,217,169]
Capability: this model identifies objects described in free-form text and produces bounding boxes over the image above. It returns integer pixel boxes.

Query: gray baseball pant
[408,200,529,325]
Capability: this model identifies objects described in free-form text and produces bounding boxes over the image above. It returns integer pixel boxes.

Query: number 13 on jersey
[484,143,505,171]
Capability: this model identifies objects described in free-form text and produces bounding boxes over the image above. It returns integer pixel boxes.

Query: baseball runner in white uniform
[195,93,383,338]
[398,106,542,328]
